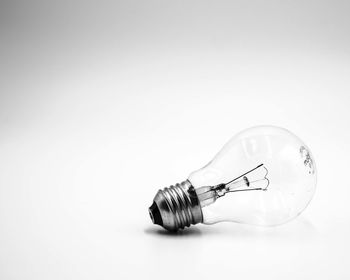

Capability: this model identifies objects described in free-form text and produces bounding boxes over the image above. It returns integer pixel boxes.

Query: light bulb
[149,126,317,231]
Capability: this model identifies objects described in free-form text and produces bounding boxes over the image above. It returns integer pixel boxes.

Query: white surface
[1,1,350,279]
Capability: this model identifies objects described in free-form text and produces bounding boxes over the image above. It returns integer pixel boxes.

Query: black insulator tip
[149,202,163,226]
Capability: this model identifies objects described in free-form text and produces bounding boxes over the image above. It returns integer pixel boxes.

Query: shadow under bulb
[148,126,317,231]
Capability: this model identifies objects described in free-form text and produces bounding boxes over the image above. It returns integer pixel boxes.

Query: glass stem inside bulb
[195,164,270,208]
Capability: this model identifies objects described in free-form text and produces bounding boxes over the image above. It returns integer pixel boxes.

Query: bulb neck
[149,180,203,231]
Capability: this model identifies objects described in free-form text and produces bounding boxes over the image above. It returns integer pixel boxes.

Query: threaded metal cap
[149,181,203,231]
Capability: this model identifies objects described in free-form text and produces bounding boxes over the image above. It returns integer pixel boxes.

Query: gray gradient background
[1,0,350,279]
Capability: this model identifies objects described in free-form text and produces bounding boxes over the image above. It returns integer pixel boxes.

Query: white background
[1,1,350,279]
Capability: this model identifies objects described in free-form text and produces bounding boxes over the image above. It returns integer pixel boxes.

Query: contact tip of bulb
[149,202,163,226]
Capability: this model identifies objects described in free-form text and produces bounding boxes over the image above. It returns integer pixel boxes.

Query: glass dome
[189,126,317,226]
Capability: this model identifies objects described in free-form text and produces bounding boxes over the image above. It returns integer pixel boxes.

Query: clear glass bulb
[149,126,317,231]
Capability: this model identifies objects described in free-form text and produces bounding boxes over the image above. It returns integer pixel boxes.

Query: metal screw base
[149,180,203,231]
